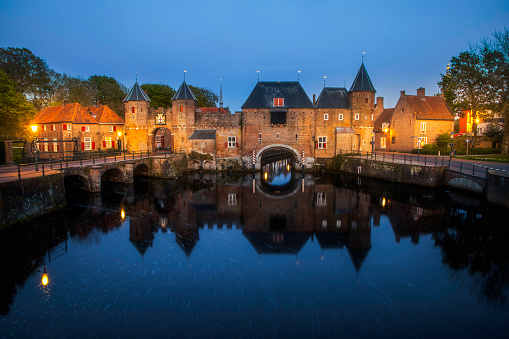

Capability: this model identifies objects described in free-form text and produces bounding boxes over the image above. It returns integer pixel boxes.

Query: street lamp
[466,139,469,156]
[370,132,375,155]
[449,131,455,159]
[31,125,37,133]
[417,139,421,158]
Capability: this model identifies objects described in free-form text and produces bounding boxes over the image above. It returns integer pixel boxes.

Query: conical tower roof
[349,63,376,92]
[123,82,151,102]
[172,80,197,101]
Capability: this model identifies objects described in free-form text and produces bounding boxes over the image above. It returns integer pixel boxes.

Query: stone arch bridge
[62,156,184,192]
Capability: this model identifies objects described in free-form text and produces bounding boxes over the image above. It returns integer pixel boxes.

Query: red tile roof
[374,108,394,132]
[92,105,124,124]
[33,103,98,124]
[404,95,454,121]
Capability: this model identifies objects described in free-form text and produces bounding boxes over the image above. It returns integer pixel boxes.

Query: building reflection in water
[1,160,509,318]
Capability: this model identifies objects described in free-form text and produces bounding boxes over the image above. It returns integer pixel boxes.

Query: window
[295,134,298,141]
[273,98,284,107]
[336,220,341,228]
[132,107,135,113]
[63,123,71,130]
[322,220,327,228]
[317,136,327,149]
[43,141,49,152]
[43,125,47,131]
[228,194,237,206]
[381,137,387,149]
[371,114,373,121]
[324,114,329,121]
[364,98,368,103]
[109,125,117,132]
[179,105,183,112]
[51,124,56,131]
[81,126,89,132]
[420,122,426,133]
[84,137,92,150]
[418,137,427,147]
[53,138,58,152]
[258,133,262,142]
[355,113,360,120]
[316,193,326,206]
[228,136,236,148]
[271,111,286,124]
[104,137,112,148]
[276,133,279,139]
[392,136,396,144]
[338,114,343,121]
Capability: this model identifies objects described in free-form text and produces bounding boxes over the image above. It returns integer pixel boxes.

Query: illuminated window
[53,138,58,151]
[381,137,387,149]
[180,105,183,112]
[355,113,360,120]
[109,126,117,132]
[104,137,112,148]
[420,122,426,133]
[81,126,89,132]
[324,114,329,121]
[338,114,343,121]
[84,137,92,150]
[228,194,237,206]
[51,124,56,131]
[316,192,326,206]
[322,220,327,228]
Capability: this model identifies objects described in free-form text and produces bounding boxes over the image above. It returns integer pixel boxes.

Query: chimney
[96,100,101,107]
[63,99,69,106]
[417,87,425,98]
[400,90,406,97]
[313,94,316,105]
[376,97,384,108]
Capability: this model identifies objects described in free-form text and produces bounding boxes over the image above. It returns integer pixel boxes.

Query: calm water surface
[1,169,509,338]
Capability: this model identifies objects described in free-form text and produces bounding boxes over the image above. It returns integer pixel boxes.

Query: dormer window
[273,98,284,107]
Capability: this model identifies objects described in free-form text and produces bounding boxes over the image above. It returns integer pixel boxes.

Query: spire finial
[298,70,301,82]
[344,77,346,88]
[184,70,186,81]
[256,70,260,82]
[136,72,138,83]
[362,51,365,63]
[323,76,326,87]
[220,79,223,108]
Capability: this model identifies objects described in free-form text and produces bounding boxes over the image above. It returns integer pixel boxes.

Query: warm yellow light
[384,128,388,133]
[476,118,479,123]
[121,209,125,220]
[382,197,386,207]
[31,125,38,133]
[287,164,290,171]
[117,131,122,137]
[41,273,49,286]
[264,172,268,180]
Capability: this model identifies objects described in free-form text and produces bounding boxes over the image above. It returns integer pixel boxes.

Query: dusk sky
[1,0,507,111]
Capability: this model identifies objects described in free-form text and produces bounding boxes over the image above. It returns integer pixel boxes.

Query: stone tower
[124,81,151,151]
[349,62,376,127]
[171,80,197,152]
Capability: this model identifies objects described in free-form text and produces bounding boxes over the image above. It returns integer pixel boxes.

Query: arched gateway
[256,144,301,168]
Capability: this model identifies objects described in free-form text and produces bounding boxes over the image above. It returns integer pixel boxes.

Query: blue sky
[1,0,507,111]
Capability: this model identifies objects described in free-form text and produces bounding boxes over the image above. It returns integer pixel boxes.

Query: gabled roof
[241,81,315,109]
[404,95,454,121]
[315,87,350,109]
[123,82,151,102]
[172,80,197,101]
[373,108,394,132]
[188,129,216,140]
[349,63,376,92]
[33,103,98,124]
[93,105,125,124]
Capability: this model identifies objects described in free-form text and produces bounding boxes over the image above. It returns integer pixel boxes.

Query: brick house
[32,102,124,157]
[374,88,454,152]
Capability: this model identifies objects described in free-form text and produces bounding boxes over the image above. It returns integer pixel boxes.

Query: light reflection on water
[1,171,509,338]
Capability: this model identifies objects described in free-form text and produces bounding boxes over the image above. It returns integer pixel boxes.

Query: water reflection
[1,171,509,336]
[262,158,292,186]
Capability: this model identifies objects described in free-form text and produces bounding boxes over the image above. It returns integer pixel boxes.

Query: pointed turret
[349,62,376,93]
[124,81,151,102]
[171,80,197,101]
[124,80,151,152]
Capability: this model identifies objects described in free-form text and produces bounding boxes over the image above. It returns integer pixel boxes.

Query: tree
[52,74,97,107]
[0,47,55,110]
[439,28,509,154]
[189,85,218,107]
[140,83,175,108]
[89,75,127,117]
[0,70,36,140]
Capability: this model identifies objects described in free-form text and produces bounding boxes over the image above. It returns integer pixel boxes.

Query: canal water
[1,163,509,338]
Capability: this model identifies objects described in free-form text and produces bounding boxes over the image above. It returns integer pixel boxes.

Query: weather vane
[256,70,260,82]
[298,70,301,82]
[184,70,187,81]
[323,76,326,87]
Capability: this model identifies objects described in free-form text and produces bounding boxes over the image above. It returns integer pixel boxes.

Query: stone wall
[486,169,509,208]
[0,174,65,227]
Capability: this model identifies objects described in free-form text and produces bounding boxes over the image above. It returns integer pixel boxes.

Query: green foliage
[89,75,127,117]
[0,70,36,140]
[0,47,54,110]
[189,85,218,107]
[483,124,504,143]
[52,74,97,107]
[436,133,453,149]
[140,83,175,108]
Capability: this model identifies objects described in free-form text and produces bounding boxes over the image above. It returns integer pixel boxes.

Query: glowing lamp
[117,131,122,137]
[384,128,388,133]
[41,273,49,286]
[121,209,125,220]
[287,164,290,171]
[382,197,386,207]
[264,172,268,180]
[31,125,38,133]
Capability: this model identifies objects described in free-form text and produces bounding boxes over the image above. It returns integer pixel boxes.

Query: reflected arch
[257,144,301,168]
[101,168,124,183]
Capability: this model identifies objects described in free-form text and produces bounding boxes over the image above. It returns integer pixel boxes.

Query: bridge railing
[341,150,506,178]
[1,150,175,181]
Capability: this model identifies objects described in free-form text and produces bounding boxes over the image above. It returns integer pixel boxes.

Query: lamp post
[370,132,375,155]
[449,131,455,160]
[466,139,469,156]
[31,125,39,171]
[417,139,421,159]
